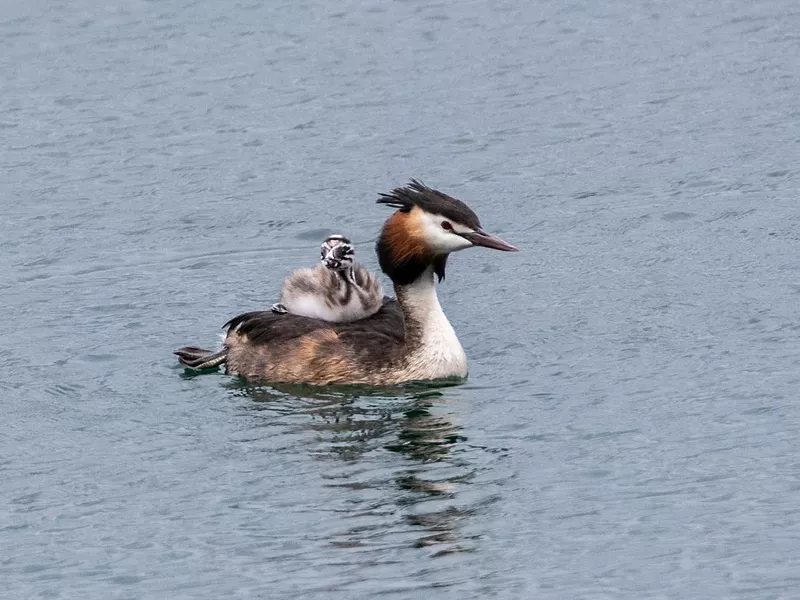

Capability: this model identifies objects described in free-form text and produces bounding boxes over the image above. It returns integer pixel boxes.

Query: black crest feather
[377,180,482,229]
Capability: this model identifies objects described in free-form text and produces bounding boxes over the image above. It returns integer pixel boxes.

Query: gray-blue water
[3,0,800,597]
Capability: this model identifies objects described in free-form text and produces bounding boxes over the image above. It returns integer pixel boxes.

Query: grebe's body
[216,265,466,385]
[273,235,384,323]
[175,181,517,385]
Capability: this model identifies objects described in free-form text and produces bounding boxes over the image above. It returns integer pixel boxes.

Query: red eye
[441,221,453,231]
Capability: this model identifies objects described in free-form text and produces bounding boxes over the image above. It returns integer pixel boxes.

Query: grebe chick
[176,180,518,384]
[271,235,384,323]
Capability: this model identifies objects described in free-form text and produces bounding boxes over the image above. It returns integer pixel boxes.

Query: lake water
[2,0,800,598]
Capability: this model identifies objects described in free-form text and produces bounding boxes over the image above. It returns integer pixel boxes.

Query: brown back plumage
[222,300,409,385]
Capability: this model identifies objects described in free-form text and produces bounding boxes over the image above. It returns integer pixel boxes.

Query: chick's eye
[441,221,453,231]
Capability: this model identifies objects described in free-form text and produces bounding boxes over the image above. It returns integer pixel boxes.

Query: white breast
[398,270,468,381]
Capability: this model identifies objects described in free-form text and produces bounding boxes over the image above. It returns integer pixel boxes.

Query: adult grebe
[271,234,384,322]
[175,181,518,385]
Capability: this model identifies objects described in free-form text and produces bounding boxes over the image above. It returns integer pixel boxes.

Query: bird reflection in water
[228,380,483,556]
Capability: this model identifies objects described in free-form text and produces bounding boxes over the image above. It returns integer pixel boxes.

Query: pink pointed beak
[460,229,519,252]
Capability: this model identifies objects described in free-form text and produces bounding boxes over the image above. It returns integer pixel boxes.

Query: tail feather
[175,346,228,370]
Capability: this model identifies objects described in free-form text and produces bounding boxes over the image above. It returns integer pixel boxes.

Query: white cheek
[420,213,473,253]
[438,231,472,252]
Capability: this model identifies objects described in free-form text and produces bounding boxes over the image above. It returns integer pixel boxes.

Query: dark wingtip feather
[175,346,228,369]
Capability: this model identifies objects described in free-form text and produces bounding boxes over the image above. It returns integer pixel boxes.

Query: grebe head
[320,234,355,271]
[376,180,518,285]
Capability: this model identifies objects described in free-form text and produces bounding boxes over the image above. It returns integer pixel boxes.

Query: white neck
[395,266,468,381]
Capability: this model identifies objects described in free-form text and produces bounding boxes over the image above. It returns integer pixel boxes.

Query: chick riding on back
[272,235,384,323]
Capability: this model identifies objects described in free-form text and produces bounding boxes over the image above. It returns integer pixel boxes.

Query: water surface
[2,0,800,598]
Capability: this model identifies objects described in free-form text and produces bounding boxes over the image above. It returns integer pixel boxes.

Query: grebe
[271,235,384,322]
[175,181,518,385]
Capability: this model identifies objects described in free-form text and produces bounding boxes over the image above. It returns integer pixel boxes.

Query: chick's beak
[460,229,519,252]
